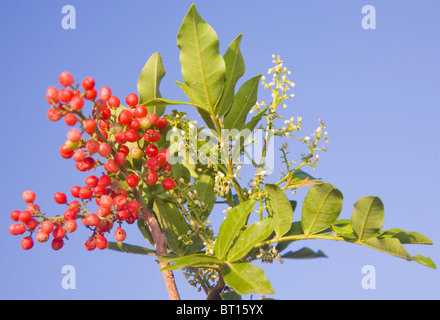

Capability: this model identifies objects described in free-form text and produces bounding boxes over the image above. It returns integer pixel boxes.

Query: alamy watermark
[61,5,76,30]
[61,265,76,290]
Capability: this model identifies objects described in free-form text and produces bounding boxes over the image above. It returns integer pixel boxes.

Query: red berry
[25,218,38,230]
[18,210,32,223]
[116,209,130,221]
[113,195,127,209]
[145,145,158,157]
[21,237,34,250]
[126,174,140,188]
[99,175,111,187]
[10,210,20,221]
[36,231,49,243]
[83,119,97,135]
[114,152,126,165]
[65,219,77,233]
[53,226,66,239]
[22,190,36,203]
[47,108,63,121]
[119,145,129,156]
[63,208,78,220]
[97,206,111,218]
[9,223,26,235]
[99,195,113,208]
[41,220,54,234]
[58,89,74,102]
[145,171,158,186]
[46,86,58,100]
[73,149,86,162]
[99,87,112,101]
[114,132,127,144]
[118,109,133,125]
[67,128,82,142]
[64,113,78,126]
[95,235,107,250]
[59,72,74,87]
[54,192,67,204]
[133,105,147,118]
[70,95,84,110]
[125,93,139,107]
[98,142,112,157]
[148,113,158,125]
[108,95,120,108]
[162,178,176,191]
[115,227,126,242]
[84,237,96,251]
[85,88,97,100]
[85,213,100,226]
[79,187,93,200]
[85,175,99,187]
[156,118,168,131]
[144,129,161,142]
[127,200,140,213]
[52,238,64,250]
[82,77,95,90]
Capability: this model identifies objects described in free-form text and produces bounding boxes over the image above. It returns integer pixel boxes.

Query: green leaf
[275,221,303,253]
[137,218,155,247]
[216,34,246,117]
[282,247,327,259]
[137,52,166,117]
[362,237,412,261]
[265,184,294,237]
[189,172,216,220]
[226,217,281,262]
[412,254,437,269]
[214,200,257,260]
[159,254,223,271]
[175,80,216,129]
[223,74,261,130]
[301,183,343,236]
[154,199,189,256]
[243,108,267,133]
[177,4,225,115]
[106,242,156,255]
[289,169,320,186]
[351,196,384,241]
[141,97,197,108]
[379,229,433,245]
[223,262,274,296]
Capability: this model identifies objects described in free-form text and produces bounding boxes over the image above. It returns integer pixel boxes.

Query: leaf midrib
[305,188,333,236]
[192,11,214,115]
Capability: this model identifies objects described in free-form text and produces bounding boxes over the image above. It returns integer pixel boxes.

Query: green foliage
[128,4,435,299]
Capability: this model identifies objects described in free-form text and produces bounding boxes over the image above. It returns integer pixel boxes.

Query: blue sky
[1,0,439,300]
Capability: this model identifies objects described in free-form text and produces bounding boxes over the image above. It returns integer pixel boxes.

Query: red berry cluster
[9,71,178,251]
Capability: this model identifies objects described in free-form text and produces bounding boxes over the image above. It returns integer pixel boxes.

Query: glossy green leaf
[159,254,223,271]
[137,52,166,117]
[154,199,189,256]
[226,217,281,262]
[177,4,225,114]
[265,184,294,237]
[363,237,412,261]
[216,34,246,117]
[224,74,261,130]
[351,196,384,241]
[214,200,257,260]
[137,218,155,247]
[223,262,274,296]
[301,183,343,236]
[282,247,327,259]
[275,221,303,253]
[379,229,433,245]
[412,255,437,269]
[189,172,216,220]
[141,97,197,108]
[106,242,156,255]
[175,80,216,129]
